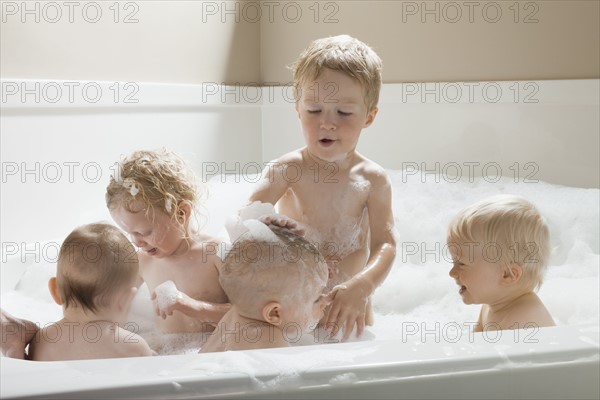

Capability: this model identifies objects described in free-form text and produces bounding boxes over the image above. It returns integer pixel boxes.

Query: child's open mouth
[146,248,158,256]
[459,285,466,295]
[319,138,335,146]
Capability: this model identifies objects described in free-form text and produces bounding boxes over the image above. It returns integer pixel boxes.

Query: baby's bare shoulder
[507,293,555,329]
[112,327,153,357]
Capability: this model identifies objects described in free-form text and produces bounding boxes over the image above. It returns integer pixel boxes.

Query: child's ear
[177,201,192,223]
[48,277,62,305]
[501,263,523,285]
[364,107,378,128]
[262,302,282,326]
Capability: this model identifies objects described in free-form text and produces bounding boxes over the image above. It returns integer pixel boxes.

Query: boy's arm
[326,172,396,341]
[248,160,291,205]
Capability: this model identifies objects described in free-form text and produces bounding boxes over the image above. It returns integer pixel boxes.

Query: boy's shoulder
[271,148,304,166]
[352,153,390,187]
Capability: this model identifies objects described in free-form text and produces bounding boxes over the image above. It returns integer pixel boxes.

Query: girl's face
[110,202,187,258]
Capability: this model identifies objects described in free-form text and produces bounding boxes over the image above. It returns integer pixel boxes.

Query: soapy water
[1,171,598,355]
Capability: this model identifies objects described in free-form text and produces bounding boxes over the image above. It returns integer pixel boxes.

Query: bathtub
[1,79,599,399]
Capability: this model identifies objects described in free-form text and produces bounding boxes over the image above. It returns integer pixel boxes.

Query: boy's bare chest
[282,177,370,219]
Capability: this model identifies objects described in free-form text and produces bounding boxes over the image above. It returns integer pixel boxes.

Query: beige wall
[1,1,598,84]
[0,1,260,84]
[261,0,600,84]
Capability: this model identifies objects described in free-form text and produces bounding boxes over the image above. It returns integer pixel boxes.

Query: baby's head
[220,225,329,331]
[291,34,382,112]
[447,195,550,304]
[106,149,201,257]
[50,223,138,319]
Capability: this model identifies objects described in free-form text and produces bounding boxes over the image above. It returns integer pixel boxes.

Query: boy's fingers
[322,291,336,304]
[342,318,354,342]
[356,317,365,338]
[326,308,341,335]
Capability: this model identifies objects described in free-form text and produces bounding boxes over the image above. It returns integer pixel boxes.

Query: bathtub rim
[1,323,598,399]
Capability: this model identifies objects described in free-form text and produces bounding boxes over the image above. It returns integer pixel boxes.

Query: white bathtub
[1,79,599,399]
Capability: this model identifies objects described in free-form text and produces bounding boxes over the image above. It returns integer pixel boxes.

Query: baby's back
[30,320,152,361]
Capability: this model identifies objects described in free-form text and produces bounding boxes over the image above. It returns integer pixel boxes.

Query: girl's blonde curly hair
[105,149,203,226]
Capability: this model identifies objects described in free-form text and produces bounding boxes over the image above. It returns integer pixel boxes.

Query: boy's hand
[1,309,38,359]
[259,214,305,237]
[324,279,370,342]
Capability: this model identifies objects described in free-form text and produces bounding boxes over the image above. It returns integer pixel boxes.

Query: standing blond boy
[250,35,396,340]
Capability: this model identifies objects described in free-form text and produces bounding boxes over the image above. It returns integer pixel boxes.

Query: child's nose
[131,235,146,248]
[320,112,336,130]
[449,265,458,278]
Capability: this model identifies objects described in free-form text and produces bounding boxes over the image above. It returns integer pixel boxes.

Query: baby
[201,223,329,352]
[28,223,153,360]
[447,195,555,331]
[106,149,229,333]
[249,35,396,341]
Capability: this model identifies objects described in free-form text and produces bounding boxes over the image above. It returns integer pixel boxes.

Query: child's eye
[307,109,321,114]
[338,111,352,116]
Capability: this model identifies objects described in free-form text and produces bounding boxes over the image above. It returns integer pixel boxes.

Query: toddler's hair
[56,223,138,313]
[220,226,328,313]
[447,195,550,290]
[290,34,383,111]
[105,149,200,222]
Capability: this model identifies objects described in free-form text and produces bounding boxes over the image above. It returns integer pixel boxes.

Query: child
[201,222,329,352]
[248,35,396,341]
[106,149,229,333]
[28,223,154,360]
[447,194,555,331]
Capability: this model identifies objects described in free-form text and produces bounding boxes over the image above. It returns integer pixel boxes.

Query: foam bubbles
[329,372,358,385]
[1,170,598,357]
[225,201,277,243]
[241,219,280,243]
[154,280,182,310]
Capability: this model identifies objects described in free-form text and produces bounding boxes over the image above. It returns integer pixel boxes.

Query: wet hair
[105,148,202,227]
[447,195,551,291]
[56,223,138,313]
[220,226,328,314]
[290,34,383,111]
